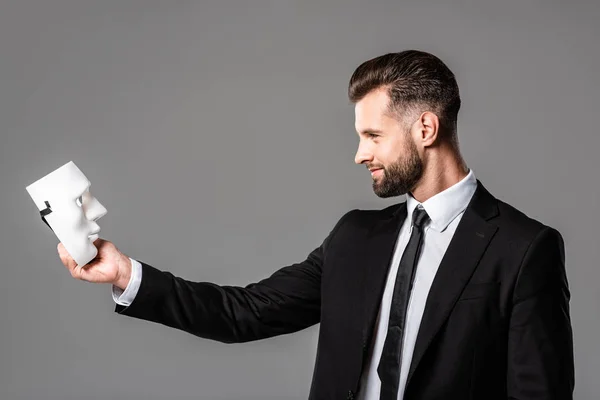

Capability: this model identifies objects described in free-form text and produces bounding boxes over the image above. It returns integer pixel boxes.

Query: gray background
[1,0,598,399]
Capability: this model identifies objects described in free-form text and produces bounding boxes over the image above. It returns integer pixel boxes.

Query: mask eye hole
[76,195,83,207]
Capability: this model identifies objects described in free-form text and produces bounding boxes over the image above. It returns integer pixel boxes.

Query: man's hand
[57,238,132,290]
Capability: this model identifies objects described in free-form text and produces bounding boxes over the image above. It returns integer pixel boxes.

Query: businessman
[58,50,575,399]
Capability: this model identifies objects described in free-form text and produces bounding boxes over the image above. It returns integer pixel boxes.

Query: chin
[372,182,408,198]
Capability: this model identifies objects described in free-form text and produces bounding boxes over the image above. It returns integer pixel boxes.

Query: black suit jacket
[115,180,574,399]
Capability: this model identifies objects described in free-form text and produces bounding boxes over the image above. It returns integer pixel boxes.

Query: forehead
[27,170,90,201]
[354,88,398,132]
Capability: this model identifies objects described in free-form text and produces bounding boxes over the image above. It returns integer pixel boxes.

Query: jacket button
[347,389,355,399]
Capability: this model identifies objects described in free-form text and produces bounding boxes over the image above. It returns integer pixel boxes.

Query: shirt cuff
[111,257,142,306]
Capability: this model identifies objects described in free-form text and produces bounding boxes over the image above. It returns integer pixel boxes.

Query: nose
[85,197,107,221]
[354,142,373,165]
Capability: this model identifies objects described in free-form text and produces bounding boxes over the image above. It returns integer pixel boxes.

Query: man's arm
[507,226,575,399]
[113,210,356,343]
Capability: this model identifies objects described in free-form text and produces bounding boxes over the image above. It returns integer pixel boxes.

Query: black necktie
[377,205,430,400]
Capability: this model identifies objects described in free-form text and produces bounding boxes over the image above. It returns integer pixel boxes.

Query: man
[58,50,575,399]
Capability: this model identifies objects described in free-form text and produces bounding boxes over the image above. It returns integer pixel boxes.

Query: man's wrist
[113,255,132,290]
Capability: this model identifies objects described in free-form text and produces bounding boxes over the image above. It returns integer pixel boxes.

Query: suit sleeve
[507,226,575,399]
[114,210,355,343]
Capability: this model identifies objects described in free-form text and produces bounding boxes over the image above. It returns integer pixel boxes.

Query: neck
[410,144,469,203]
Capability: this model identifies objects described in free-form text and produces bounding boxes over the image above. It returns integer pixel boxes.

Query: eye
[75,195,83,207]
[367,133,379,139]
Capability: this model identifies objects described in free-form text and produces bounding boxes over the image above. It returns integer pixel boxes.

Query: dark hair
[348,50,461,142]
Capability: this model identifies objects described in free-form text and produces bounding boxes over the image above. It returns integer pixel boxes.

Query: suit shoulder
[339,202,404,227]
[494,197,560,241]
[355,201,404,216]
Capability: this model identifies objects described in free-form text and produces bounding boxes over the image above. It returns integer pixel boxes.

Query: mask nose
[84,197,107,221]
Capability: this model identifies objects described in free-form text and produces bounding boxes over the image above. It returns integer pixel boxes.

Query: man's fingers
[57,242,78,273]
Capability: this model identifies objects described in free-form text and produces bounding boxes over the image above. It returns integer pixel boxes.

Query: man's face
[354,88,424,198]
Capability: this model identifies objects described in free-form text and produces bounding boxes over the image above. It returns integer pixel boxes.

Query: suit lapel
[405,179,499,388]
[356,204,407,372]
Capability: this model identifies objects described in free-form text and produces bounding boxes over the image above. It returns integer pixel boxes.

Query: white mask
[26,161,107,267]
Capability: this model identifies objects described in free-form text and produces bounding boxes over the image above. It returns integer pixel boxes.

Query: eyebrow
[77,185,90,198]
[357,129,383,136]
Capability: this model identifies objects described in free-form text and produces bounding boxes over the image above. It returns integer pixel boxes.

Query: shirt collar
[405,168,477,232]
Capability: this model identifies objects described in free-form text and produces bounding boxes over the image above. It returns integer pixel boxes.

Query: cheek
[377,143,399,165]
[50,207,88,229]
[390,139,409,159]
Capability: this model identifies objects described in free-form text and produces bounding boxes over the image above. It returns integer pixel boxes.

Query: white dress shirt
[112,169,478,400]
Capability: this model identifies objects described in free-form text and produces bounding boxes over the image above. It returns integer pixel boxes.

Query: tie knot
[412,205,430,230]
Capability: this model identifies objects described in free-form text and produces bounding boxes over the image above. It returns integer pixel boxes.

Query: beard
[372,135,423,198]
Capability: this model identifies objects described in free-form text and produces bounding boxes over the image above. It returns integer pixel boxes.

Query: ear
[416,111,440,147]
